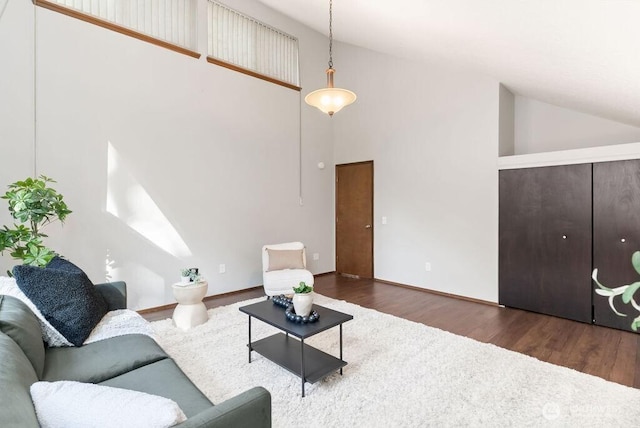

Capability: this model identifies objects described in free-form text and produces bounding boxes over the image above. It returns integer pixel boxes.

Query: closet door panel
[593,159,640,332]
[499,164,592,323]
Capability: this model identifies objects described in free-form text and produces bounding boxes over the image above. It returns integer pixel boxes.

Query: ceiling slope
[258,0,640,127]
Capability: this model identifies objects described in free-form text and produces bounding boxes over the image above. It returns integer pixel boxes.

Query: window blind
[51,0,198,51]
[208,0,300,88]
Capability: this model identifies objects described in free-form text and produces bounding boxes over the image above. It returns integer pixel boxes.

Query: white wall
[0,0,34,240]
[332,45,500,303]
[12,0,631,308]
[0,0,334,309]
[514,96,640,155]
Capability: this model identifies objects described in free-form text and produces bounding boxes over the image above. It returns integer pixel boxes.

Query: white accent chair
[262,242,314,297]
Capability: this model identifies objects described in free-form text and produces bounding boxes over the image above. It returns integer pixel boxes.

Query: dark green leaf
[621,282,640,304]
[632,251,640,276]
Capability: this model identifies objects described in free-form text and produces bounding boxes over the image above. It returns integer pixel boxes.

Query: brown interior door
[499,164,592,323]
[336,161,373,278]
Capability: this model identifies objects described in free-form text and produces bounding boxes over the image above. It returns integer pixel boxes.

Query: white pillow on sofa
[30,381,187,428]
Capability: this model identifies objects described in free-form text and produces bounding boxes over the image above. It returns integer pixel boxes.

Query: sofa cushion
[0,276,71,347]
[13,263,108,346]
[0,295,45,378]
[0,333,40,428]
[100,358,214,418]
[43,334,168,383]
[95,281,127,311]
[266,248,305,271]
[31,381,186,428]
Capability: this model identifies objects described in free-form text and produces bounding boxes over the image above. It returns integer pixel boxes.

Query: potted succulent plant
[180,268,192,285]
[0,176,71,270]
[179,268,202,285]
[292,281,314,317]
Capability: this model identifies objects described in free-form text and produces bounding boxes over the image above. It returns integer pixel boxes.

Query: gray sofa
[0,281,271,427]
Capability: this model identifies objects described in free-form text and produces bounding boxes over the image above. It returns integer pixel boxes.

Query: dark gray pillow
[12,263,108,347]
[46,256,84,274]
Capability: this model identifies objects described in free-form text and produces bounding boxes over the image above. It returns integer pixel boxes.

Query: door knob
[365,224,372,229]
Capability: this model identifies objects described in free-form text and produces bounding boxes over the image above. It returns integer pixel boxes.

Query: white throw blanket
[85,309,155,344]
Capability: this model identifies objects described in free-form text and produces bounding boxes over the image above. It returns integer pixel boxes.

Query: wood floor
[142,273,640,389]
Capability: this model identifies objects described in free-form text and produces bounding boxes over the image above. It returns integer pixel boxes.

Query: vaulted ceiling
[258,0,640,127]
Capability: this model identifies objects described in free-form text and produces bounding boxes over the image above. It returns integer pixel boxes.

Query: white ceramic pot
[180,276,191,285]
[292,292,314,317]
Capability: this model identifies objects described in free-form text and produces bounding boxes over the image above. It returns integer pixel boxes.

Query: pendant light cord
[0,0,9,20]
[299,90,303,206]
[328,0,333,69]
[33,4,38,177]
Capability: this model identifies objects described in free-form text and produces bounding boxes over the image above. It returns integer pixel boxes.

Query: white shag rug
[151,295,640,427]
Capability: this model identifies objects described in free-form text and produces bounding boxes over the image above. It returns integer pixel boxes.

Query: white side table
[172,281,209,330]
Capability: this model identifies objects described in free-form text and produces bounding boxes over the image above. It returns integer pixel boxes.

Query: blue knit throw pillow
[13,259,108,346]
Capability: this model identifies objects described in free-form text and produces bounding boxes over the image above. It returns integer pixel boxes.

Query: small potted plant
[189,271,202,284]
[292,281,314,317]
[180,268,191,285]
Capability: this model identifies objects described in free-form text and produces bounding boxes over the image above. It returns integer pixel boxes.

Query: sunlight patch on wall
[107,259,167,310]
[106,141,191,258]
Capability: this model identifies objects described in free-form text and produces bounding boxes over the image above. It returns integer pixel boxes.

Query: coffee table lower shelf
[251,333,347,384]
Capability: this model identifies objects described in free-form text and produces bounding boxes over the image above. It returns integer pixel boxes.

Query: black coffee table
[239,299,353,397]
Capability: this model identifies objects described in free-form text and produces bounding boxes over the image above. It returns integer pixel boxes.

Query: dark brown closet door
[593,159,640,332]
[499,164,592,323]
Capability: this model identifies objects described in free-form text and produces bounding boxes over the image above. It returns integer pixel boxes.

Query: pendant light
[305,0,356,117]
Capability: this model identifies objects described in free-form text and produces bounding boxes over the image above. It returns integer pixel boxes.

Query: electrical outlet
[382,216,387,225]
[313,253,320,261]
[425,262,431,272]
[219,264,226,274]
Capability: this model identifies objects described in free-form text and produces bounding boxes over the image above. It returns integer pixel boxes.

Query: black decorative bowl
[284,304,319,324]
[272,295,293,308]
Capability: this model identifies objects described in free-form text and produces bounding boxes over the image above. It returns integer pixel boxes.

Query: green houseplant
[593,251,640,331]
[293,281,313,294]
[0,176,72,268]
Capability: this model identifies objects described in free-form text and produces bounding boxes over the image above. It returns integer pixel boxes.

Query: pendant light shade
[305,68,357,116]
[305,0,356,117]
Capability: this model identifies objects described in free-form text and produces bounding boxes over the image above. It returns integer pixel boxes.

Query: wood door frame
[335,160,374,278]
